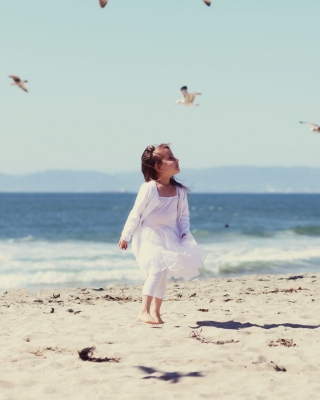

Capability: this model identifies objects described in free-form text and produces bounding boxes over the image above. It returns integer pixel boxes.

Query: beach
[1,272,320,399]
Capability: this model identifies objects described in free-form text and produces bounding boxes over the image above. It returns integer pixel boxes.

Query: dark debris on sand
[78,346,120,363]
[189,329,239,345]
[269,338,297,348]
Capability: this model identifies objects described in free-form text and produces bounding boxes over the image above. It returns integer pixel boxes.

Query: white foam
[202,233,320,271]
[0,240,140,289]
[1,233,320,289]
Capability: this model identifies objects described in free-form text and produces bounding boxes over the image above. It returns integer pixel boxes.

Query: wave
[291,226,320,237]
[1,233,320,290]
[200,235,320,278]
[193,226,320,240]
[0,240,142,289]
[3,222,320,247]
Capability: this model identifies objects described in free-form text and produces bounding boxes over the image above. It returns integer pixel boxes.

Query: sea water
[0,193,320,290]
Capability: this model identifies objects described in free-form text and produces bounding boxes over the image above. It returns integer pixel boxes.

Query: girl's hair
[141,143,189,191]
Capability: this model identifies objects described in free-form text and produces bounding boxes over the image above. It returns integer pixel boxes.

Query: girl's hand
[118,239,128,250]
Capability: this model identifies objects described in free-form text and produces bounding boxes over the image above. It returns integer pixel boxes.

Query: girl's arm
[178,189,191,237]
[119,182,151,243]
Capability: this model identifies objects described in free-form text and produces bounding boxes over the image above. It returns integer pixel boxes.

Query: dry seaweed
[189,329,239,345]
[213,339,238,345]
[103,294,133,302]
[270,361,287,372]
[67,309,82,314]
[78,346,120,363]
[170,312,186,316]
[268,338,296,348]
[263,287,309,294]
[43,308,54,314]
[287,275,304,280]
[198,309,209,312]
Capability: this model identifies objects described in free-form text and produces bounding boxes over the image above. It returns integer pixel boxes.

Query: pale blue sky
[1,0,320,174]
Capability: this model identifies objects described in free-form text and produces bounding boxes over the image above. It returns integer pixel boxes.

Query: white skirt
[133,227,207,280]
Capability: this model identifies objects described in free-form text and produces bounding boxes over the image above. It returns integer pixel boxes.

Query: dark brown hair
[141,143,189,191]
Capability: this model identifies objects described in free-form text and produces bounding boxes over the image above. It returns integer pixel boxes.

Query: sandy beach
[1,272,320,399]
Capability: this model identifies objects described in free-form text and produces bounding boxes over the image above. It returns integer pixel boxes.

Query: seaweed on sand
[189,329,239,345]
[78,346,120,362]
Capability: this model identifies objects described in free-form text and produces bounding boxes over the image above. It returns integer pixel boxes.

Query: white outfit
[121,181,206,298]
[142,269,168,299]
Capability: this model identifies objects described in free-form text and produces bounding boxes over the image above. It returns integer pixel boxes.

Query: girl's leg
[140,271,163,324]
[151,269,168,324]
[151,297,164,324]
[141,269,167,324]
[139,294,156,324]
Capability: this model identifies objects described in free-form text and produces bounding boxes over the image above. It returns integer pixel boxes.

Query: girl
[118,144,206,324]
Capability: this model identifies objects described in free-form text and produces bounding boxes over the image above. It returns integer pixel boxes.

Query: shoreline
[3,266,319,294]
[1,272,320,399]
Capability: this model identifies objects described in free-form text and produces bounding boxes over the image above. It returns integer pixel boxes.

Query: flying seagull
[176,86,202,106]
[100,0,210,8]
[9,75,28,93]
[299,121,320,133]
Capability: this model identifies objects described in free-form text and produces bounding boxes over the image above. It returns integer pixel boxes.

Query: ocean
[1,193,320,290]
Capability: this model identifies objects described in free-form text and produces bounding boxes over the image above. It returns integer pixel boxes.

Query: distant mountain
[184,166,320,193]
[0,167,320,193]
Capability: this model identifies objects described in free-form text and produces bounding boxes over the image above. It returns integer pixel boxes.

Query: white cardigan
[121,180,190,242]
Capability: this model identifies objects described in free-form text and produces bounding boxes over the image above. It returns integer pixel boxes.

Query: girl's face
[156,148,180,177]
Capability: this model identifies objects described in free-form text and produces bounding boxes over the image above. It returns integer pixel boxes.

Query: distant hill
[0,167,320,193]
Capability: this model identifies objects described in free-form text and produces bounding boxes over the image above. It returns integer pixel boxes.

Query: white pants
[142,269,168,299]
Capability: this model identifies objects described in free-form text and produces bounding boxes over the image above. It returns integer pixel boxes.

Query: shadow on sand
[136,366,203,383]
[190,320,320,330]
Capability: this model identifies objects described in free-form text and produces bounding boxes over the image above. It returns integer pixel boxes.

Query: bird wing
[180,86,188,99]
[203,0,211,6]
[19,83,28,92]
[187,92,202,102]
[187,93,196,102]
[9,75,21,83]
[99,0,108,7]
[300,121,320,129]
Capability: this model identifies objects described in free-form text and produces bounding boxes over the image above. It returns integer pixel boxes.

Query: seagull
[299,121,320,133]
[9,75,28,93]
[100,0,210,8]
[176,86,202,106]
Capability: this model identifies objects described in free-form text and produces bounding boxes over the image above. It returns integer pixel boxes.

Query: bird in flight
[99,0,210,8]
[9,75,28,93]
[299,121,320,133]
[176,86,202,106]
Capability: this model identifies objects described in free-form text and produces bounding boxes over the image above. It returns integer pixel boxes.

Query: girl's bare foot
[138,311,156,324]
[151,312,164,324]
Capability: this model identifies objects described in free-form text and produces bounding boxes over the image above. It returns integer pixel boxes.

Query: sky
[1,0,320,175]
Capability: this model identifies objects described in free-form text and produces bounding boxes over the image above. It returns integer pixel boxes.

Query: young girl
[118,144,206,324]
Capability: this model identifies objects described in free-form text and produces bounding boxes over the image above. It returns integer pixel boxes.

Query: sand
[1,272,320,400]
